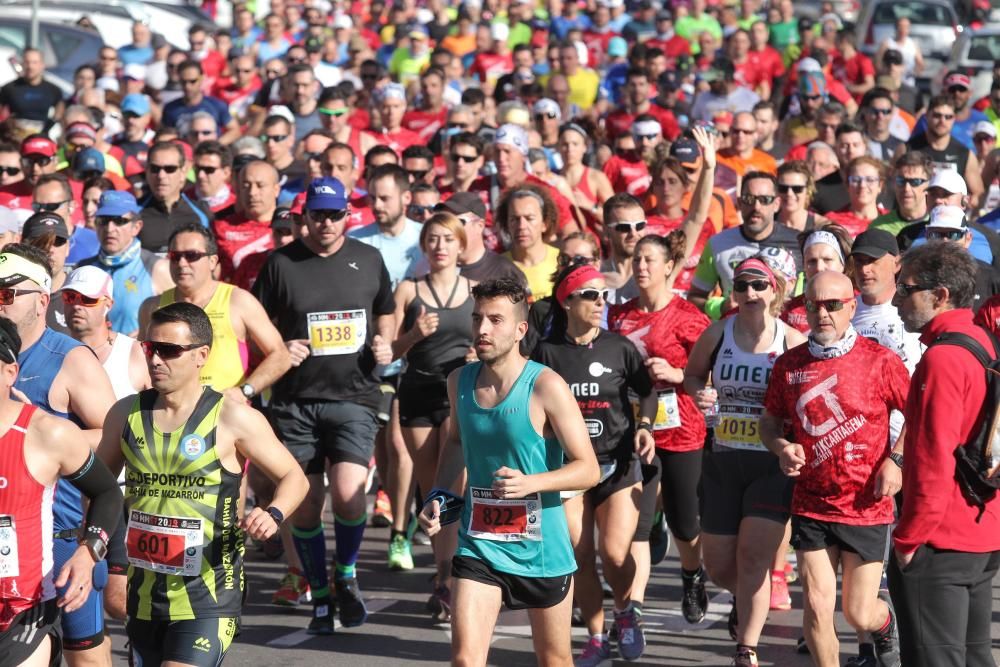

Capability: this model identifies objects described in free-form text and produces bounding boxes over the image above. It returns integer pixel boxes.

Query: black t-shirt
[532,330,652,463]
[907,134,970,178]
[253,237,395,407]
[812,171,849,215]
[138,194,213,253]
[0,78,62,123]
[460,250,527,285]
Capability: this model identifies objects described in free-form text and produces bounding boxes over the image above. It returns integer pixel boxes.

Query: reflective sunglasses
[847,175,880,187]
[62,290,103,307]
[732,279,770,293]
[167,250,210,263]
[261,134,289,143]
[571,289,608,302]
[926,229,965,241]
[140,341,204,359]
[0,288,42,305]
[895,176,928,188]
[148,163,181,174]
[777,183,806,194]
[613,221,646,233]
[804,297,854,313]
[739,194,777,206]
[319,106,350,116]
[895,282,935,297]
[32,200,69,213]
[407,203,434,218]
[309,208,349,221]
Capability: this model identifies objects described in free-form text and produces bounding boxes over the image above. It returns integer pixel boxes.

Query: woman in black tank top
[390,212,475,617]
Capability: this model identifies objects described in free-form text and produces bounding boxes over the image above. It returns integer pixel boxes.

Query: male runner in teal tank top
[419,277,599,667]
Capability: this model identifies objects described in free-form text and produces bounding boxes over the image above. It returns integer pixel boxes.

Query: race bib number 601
[126,510,204,576]
[467,487,542,542]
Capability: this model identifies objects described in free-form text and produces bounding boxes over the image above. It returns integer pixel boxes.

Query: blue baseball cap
[121,94,151,116]
[305,177,349,210]
[96,190,141,217]
[607,37,627,58]
[74,147,105,174]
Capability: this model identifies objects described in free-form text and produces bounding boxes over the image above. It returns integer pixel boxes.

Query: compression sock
[682,567,703,579]
[334,513,367,579]
[292,524,330,602]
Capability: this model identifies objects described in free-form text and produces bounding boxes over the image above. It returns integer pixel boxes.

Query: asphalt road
[102,516,1000,666]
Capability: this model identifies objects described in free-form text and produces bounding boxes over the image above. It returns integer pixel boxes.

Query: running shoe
[614,603,646,661]
[272,568,311,607]
[426,584,451,622]
[335,576,369,627]
[387,533,414,571]
[871,599,901,667]
[572,606,586,627]
[372,488,393,527]
[796,636,810,654]
[728,599,738,640]
[574,635,612,667]
[769,570,792,611]
[411,526,432,546]
[307,600,335,635]
[844,654,878,667]
[649,511,670,565]
[784,560,798,583]
[681,568,708,624]
[733,647,759,666]
[260,532,284,560]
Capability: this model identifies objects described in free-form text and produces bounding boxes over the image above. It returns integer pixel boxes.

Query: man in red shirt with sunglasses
[762,270,908,667]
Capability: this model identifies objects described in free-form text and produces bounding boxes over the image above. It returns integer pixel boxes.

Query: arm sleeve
[690,241,719,295]
[64,451,123,546]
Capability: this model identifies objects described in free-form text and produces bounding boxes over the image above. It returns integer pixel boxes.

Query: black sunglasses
[732,279,770,292]
[534,112,558,120]
[407,204,434,217]
[0,166,21,177]
[407,169,429,180]
[196,165,219,175]
[777,184,806,194]
[95,216,134,227]
[558,253,595,267]
[895,282,935,297]
[261,134,289,143]
[309,208,348,221]
[450,153,479,163]
[141,341,204,360]
[32,200,69,213]
[804,297,854,313]
[168,250,211,263]
[926,229,965,241]
[148,163,181,174]
[739,194,777,206]
[23,155,54,167]
[895,176,928,188]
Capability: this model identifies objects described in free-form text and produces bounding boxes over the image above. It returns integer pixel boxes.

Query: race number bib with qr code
[467,487,542,542]
[0,516,18,577]
[653,389,682,430]
[308,310,366,356]
[126,510,204,576]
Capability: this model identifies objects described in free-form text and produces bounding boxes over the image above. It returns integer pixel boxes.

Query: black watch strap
[889,452,904,469]
[637,421,653,433]
[266,506,284,525]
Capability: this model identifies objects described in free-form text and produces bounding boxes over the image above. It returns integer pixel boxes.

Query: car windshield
[968,34,1000,61]
[873,1,952,25]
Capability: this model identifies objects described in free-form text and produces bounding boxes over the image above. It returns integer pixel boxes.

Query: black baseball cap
[882,49,904,66]
[435,192,486,221]
[272,206,293,231]
[22,212,70,241]
[850,229,899,258]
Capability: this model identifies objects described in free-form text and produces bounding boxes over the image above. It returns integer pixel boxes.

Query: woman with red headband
[533,262,657,665]
[683,256,806,667]
[608,232,712,627]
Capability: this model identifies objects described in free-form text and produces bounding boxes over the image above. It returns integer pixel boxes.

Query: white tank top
[711,316,786,451]
[103,334,138,401]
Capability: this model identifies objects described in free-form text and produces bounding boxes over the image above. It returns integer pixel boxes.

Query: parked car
[941,26,1000,99]
[0,18,103,84]
[793,0,862,26]
[856,0,962,62]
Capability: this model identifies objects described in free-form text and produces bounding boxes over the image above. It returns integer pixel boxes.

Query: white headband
[803,230,845,265]
[632,120,662,138]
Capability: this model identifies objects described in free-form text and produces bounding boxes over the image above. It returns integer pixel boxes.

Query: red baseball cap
[21,135,56,158]
[290,191,307,216]
[944,72,972,90]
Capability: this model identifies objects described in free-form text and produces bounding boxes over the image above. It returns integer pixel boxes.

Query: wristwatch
[637,421,653,433]
[80,530,108,563]
[241,383,255,399]
[889,452,904,469]
[266,506,284,526]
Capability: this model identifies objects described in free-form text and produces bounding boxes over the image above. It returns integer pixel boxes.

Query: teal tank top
[455,360,575,578]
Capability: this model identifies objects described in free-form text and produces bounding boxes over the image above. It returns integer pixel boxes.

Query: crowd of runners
[1,0,1000,666]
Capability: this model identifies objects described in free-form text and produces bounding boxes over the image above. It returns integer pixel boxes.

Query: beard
[477,333,517,365]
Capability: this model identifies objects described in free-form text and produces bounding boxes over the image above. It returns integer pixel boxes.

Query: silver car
[856,0,961,62]
[942,27,1000,99]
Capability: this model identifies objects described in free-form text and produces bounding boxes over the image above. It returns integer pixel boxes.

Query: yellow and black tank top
[121,387,244,621]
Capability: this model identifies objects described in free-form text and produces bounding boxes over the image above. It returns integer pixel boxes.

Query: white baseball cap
[928,169,969,196]
[61,265,114,300]
[927,204,968,231]
[975,120,997,138]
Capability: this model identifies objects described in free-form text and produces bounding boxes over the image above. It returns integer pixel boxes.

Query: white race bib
[308,310,366,356]
[0,516,18,578]
[654,389,682,431]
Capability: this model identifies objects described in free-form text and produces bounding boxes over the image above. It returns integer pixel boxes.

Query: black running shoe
[335,577,368,628]
[871,602,901,667]
[796,636,810,654]
[844,655,878,667]
[681,568,708,624]
[307,599,335,635]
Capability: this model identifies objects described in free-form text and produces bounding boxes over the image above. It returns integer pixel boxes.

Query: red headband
[733,257,777,290]
[556,265,604,305]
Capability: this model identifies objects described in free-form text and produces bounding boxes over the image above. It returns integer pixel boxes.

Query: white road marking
[266,598,396,647]
[642,592,732,633]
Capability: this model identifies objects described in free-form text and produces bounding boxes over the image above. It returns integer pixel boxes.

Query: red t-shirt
[825,208,884,239]
[779,294,810,334]
[608,296,710,451]
[347,193,374,233]
[363,127,422,158]
[603,154,651,199]
[751,46,785,87]
[581,30,614,68]
[733,56,766,92]
[0,181,34,213]
[469,52,513,85]
[645,35,691,65]
[211,213,274,289]
[764,336,910,524]
[974,293,1000,334]
[645,213,714,294]
[402,107,448,144]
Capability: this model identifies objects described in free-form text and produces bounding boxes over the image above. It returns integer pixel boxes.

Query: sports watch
[241,383,255,399]
[266,506,285,526]
[889,452,904,469]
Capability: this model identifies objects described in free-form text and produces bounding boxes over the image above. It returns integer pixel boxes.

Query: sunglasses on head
[95,215,134,227]
[148,163,181,174]
[895,282,935,297]
[895,176,927,188]
[168,250,210,263]
[62,290,103,307]
[0,288,42,305]
[613,221,646,233]
[309,208,348,222]
[32,200,69,213]
[777,183,806,194]
[739,194,776,206]
[732,279,770,292]
[804,297,854,313]
[140,341,204,360]
[571,288,608,302]
[0,166,21,177]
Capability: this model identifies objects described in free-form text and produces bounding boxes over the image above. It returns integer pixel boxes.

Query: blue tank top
[15,328,85,533]
[455,360,575,578]
[80,240,157,334]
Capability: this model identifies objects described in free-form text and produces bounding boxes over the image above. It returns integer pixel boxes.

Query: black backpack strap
[931,331,993,368]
